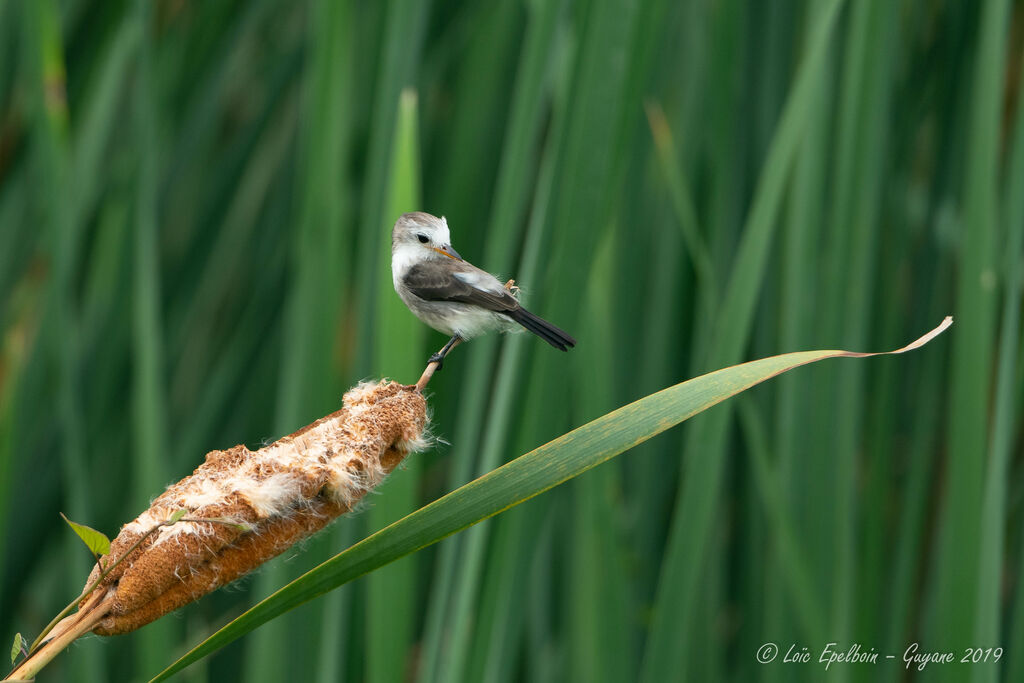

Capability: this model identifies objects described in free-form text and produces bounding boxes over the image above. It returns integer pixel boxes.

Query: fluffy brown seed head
[82,380,428,635]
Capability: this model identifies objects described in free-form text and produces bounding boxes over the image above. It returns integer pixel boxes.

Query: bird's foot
[427,352,445,371]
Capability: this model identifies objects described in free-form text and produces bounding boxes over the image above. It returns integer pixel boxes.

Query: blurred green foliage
[0,0,1021,681]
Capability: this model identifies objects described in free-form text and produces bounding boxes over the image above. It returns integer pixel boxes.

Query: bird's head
[392,212,462,261]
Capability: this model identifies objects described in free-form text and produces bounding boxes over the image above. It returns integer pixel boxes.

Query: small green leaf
[168,510,188,524]
[10,632,22,664]
[60,513,111,557]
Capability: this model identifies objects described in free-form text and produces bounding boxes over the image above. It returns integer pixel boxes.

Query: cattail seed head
[83,380,428,635]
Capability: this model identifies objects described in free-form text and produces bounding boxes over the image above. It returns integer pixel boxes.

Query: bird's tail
[506,308,576,351]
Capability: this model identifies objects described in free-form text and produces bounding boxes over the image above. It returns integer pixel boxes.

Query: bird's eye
[417,234,429,244]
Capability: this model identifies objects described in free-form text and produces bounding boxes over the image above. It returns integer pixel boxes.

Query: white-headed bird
[391,212,576,369]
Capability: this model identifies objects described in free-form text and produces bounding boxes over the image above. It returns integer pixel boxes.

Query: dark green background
[1,0,1021,681]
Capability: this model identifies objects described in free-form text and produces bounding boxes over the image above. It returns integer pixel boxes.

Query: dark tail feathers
[506,308,576,351]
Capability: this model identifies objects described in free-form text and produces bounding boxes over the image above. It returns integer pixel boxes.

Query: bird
[391,211,576,370]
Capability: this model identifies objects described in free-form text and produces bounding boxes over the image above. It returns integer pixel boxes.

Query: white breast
[392,243,421,291]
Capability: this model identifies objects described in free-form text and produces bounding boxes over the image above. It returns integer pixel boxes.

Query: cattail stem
[414,362,437,392]
[7,589,113,681]
[414,337,465,391]
[415,358,443,392]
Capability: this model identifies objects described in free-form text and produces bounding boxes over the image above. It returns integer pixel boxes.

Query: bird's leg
[427,335,462,371]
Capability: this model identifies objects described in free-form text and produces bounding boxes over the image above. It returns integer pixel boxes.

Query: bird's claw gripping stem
[427,352,445,372]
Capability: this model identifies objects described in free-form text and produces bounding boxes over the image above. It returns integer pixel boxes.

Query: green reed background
[1,0,1022,681]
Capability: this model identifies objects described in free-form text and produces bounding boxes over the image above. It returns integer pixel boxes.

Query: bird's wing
[403,261,520,312]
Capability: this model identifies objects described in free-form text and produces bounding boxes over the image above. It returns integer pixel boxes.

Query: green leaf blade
[150,319,950,682]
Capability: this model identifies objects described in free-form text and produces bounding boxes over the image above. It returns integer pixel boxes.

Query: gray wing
[403,262,520,312]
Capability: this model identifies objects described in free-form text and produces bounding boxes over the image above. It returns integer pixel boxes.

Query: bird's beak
[432,244,462,261]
